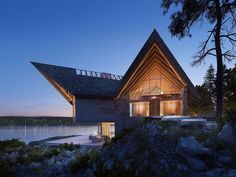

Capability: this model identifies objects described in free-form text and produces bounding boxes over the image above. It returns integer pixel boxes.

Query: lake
[0,125,98,143]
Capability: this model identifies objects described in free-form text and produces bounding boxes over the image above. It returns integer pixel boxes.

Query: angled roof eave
[31,62,74,104]
[115,29,199,98]
[31,62,121,99]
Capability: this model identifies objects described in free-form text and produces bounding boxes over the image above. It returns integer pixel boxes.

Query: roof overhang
[31,62,74,104]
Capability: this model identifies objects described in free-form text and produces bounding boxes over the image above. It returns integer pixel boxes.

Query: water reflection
[0,125,98,143]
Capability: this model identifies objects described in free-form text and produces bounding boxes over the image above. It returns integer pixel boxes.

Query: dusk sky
[0,0,234,117]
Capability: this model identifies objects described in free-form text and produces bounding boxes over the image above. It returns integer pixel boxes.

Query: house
[32,29,198,136]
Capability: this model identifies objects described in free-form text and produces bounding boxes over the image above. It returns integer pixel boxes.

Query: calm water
[0,125,98,143]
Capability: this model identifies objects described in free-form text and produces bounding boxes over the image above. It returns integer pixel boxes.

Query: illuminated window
[130,102,149,117]
[99,122,115,138]
[160,100,181,116]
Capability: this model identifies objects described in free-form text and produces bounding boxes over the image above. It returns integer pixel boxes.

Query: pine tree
[203,64,216,105]
[189,85,215,116]
[161,0,236,126]
[224,64,236,110]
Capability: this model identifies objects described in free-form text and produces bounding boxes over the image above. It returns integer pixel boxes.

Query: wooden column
[182,87,188,115]
[156,99,160,116]
[72,96,76,122]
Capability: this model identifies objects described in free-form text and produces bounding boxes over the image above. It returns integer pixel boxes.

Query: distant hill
[0,116,75,126]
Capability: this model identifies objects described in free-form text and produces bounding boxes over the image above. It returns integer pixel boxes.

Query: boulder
[48,157,56,165]
[83,168,95,177]
[10,151,18,159]
[217,122,236,146]
[176,136,213,158]
[64,150,73,158]
[177,163,188,172]
[104,159,113,170]
[217,154,235,167]
[185,156,207,171]
[54,160,63,167]
[227,169,236,177]
[205,168,236,177]
[30,162,41,169]
[205,168,226,177]
[147,124,159,137]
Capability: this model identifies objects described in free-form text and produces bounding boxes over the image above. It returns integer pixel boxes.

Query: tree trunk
[214,0,223,127]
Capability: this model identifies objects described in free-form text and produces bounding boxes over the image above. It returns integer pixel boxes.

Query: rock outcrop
[1,120,236,177]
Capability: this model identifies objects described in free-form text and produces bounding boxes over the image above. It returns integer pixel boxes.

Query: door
[149,99,160,116]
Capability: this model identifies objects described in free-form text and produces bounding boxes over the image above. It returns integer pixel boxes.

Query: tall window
[129,68,182,101]
[130,102,149,117]
[160,100,181,116]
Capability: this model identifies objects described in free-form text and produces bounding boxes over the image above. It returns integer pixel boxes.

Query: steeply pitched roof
[115,29,198,98]
[32,62,121,102]
[32,29,198,102]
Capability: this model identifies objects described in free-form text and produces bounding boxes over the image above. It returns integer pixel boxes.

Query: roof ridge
[115,28,198,98]
[31,61,123,81]
[31,61,76,70]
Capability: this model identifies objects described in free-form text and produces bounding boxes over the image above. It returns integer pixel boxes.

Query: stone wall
[74,98,129,123]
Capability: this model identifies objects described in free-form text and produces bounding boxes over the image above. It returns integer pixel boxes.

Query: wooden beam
[121,53,185,96]
[40,71,73,105]
[119,46,185,96]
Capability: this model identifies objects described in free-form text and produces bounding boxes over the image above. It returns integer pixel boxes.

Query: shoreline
[28,135,81,145]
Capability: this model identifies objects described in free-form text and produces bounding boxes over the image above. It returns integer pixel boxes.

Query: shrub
[193,130,217,144]
[0,139,25,152]
[106,160,127,177]
[110,128,133,143]
[59,142,80,151]
[226,110,236,126]
[44,148,60,158]
[0,158,15,177]
[28,147,45,162]
[94,159,108,177]
[16,154,29,164]
[88,149,100,163]
[143,117,154,124]
[213,139,227,150]
[174,127,189,138]
[70,153,89,174]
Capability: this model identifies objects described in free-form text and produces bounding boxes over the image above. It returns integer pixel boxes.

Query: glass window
[160,100,181,116]
[130,102,149,117]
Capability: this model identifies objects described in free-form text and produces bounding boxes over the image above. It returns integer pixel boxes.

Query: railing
[76,69,123,80]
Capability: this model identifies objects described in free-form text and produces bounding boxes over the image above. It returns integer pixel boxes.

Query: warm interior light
[160,100,181,116]
[131,102,149,117]
[138,103,144,113]
[151,96,157,99]
[168,102,175,109]
[100,122,115,138]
